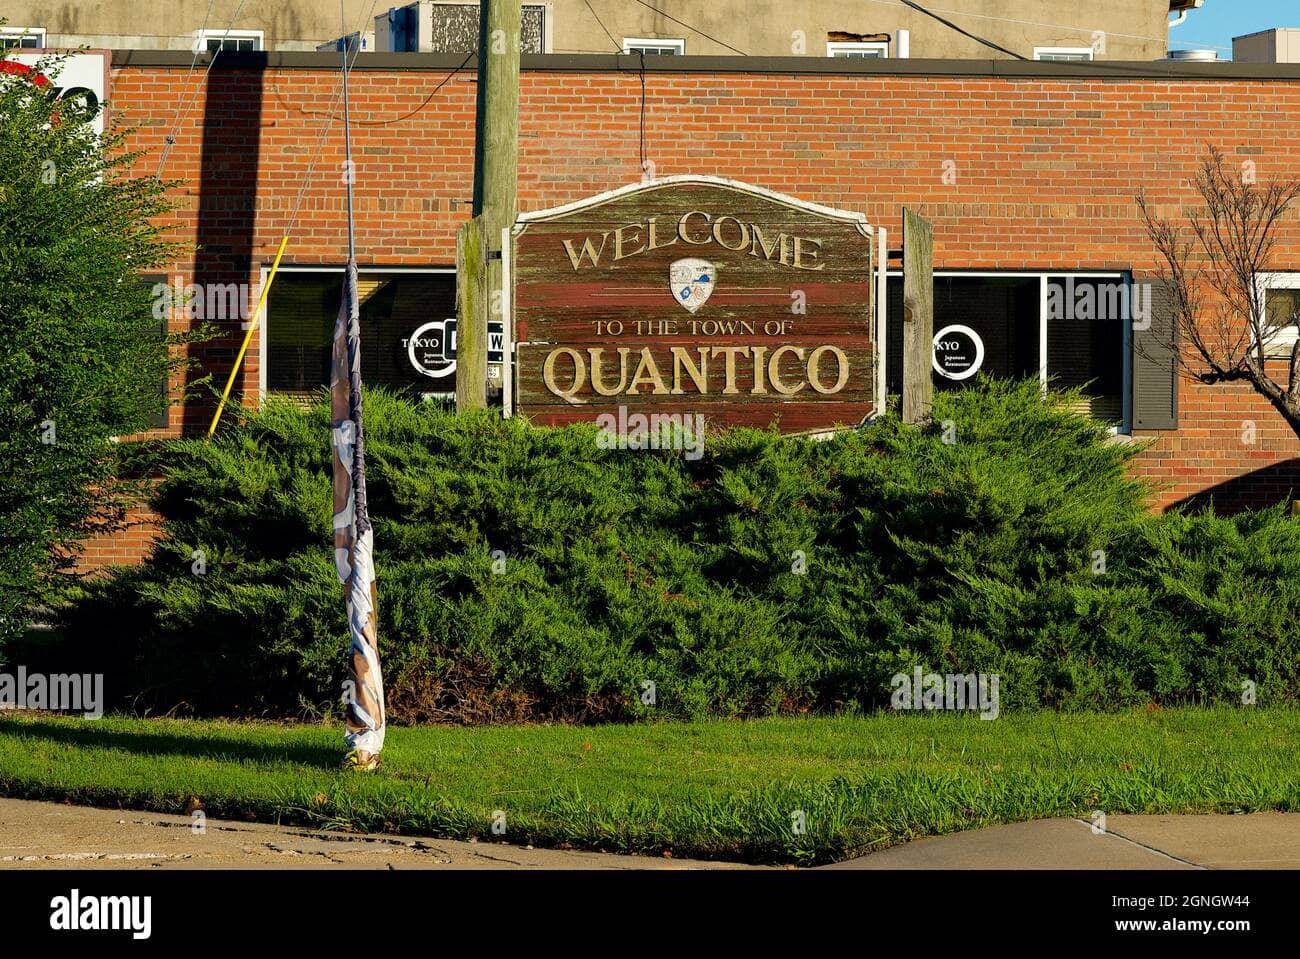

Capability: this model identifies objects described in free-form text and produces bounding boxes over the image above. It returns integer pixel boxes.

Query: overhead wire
[863,0,1231,54]
[627,0,749,56]
[896,0,1028,59]
[155,0,249,178]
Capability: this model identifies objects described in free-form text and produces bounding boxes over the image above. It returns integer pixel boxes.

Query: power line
[627,0,749,56]
[583,0,622,53]
[896,0,1027,60]
[863,0,1232,54]
[280,0,381,243]
[276,49,475,126]
[153,0,217,178]
[154,0,250,178]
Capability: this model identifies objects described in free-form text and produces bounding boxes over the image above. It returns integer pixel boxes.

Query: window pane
[1045,278,1124,423]
[885,276,1041,395]
[1265,288,1300,337]
[267,272,457,398]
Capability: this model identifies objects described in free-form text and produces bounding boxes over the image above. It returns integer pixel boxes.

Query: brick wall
[85,59,1300,564]
[73,503,163,569]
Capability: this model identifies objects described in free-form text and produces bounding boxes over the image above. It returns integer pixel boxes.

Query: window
[827,41,888,59]
[0,27,45,49]
[264,268,458,400]
[1258,273,1300,356]
[1034,47,1094,62]
[884,272,1130,427]
[623,38,685,56]
[194,29,263,53]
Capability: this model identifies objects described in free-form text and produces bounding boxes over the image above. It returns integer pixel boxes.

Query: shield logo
[669,258,716,313]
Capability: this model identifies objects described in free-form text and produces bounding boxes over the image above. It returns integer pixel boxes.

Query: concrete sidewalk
[1,798,1295,869]
[0,798,758,870]
[826,814,1300,870]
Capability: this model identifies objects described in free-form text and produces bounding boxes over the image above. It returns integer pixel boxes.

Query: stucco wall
[11,1,1177,59]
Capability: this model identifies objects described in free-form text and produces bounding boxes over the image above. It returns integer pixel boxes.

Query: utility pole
[458,0,521,412]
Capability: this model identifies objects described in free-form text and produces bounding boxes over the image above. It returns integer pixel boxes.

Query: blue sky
[1170,1,1298,58]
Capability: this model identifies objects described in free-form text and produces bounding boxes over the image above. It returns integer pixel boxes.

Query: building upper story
[1,1,1203,62]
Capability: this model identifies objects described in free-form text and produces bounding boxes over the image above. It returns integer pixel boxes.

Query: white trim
[194,28,264,53]
[515,175,873,238]
[1038,275,1049,392]
[827,41,889,58]
[622,37,685,55]
[258,265,456,402]
[540,2,554,55]
[1033,46,1094,61]
[501,226,514,418]
[876,226,888,419]
[0,27,46,48]
[1255,271,1300,358]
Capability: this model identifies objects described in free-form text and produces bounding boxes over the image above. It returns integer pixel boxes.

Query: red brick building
[77,50,1300,564]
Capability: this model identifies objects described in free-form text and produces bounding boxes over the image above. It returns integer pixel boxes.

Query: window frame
[826,41,889,59]
[0,27,46,48]
[1034,47,1095,62]
[882,269,1133,432]
[1255,271,1300,358]
[622,37,685,56]
[258,265,457,402]
[194,29,264,53]
[426,2,553,53]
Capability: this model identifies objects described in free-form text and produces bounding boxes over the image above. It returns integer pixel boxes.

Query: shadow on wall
[184,57,265,435]
[1171,460,1300,514]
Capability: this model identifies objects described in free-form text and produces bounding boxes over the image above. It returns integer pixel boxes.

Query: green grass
[1,708,1296,865]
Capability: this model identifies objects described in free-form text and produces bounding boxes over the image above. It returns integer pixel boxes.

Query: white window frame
[1034,47,1095,62]
[194,29,264,53]
[882,269,1132,432]
[0,27,46,48]
[430,2,553,53]
[827,41,889,59]
[622,37,685,56]
[258,266,457,403]
[1255,272,1300,358]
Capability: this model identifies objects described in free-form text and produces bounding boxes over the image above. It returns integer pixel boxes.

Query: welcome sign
[511,176,875,431]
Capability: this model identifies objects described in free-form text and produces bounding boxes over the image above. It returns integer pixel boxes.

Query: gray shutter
[1131,277,1179,430]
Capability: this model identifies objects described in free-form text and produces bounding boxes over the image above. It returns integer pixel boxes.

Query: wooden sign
[510,176,875,431]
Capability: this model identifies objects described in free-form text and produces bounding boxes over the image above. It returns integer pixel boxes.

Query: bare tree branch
[1137,145,1300,438]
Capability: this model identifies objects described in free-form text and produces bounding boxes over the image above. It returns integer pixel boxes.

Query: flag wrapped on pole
[331,258,385,769]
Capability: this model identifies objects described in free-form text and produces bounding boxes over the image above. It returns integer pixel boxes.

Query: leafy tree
[0,51,186,639]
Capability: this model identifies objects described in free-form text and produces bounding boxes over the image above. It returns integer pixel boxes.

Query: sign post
[461,0,521,412]
[510,176,875,432]
[902,208,934,425]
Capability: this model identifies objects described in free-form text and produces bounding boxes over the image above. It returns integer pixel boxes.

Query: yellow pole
[206,236,290,439]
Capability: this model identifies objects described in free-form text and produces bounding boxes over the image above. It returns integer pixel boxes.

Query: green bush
[27,379,1300,721]
[0,51,190,638]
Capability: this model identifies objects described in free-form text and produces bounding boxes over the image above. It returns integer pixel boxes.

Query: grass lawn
[0,708,1296,865]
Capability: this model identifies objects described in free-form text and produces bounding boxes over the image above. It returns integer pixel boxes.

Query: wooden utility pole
[459,0,521,412]
[902,208,934,425]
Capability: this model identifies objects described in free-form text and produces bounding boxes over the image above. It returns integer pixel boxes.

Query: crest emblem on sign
[669,258,716,313]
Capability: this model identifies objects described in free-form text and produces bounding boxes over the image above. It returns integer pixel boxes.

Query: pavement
[1,798,1296,869]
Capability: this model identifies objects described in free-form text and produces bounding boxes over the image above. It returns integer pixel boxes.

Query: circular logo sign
[932,324,985,381]
[407,320,455,379]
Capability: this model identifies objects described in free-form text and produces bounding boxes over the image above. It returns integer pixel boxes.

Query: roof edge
[107,50,1300,81]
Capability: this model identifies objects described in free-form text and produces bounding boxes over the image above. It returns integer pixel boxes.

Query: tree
[0,51,185,640]
[1137,146,1300,439]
